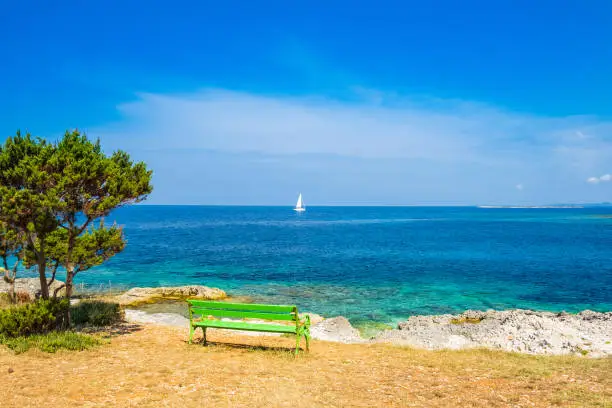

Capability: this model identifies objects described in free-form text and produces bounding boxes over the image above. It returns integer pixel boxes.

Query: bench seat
[187,299,311,354]
[192,319,298,333]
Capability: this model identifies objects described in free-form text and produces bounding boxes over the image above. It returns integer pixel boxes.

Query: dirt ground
[0,323,610,407]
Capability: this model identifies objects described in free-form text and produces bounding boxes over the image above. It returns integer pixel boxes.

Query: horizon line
[133,203,609,208]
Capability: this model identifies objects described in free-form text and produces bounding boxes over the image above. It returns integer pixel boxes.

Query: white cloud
[92,88,612,204]
[98,89,612,162]
[586,174,612,184]
[515,184,524,190]
[587,177,601,184]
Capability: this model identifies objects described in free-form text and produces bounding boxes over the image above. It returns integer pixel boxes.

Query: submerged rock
[117,285,226,306]
[376,309,612,357]
[0,278,66,299]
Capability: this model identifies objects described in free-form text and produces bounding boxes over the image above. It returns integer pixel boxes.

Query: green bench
[187,300,311,354]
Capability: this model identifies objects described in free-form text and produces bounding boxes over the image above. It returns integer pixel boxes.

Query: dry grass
[0,324,610,407]
[450,317,484,324]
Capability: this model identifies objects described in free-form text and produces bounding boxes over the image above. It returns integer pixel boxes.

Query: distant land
[550,202,612,208]
[477,205,584,209]
[477,202,612,209]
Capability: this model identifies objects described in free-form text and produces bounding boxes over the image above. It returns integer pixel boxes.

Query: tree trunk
[8,278,15,303]
[63,265,74,327]
[65,267,74,299]
[28,235,49,300]
[63,223,76,327]
[37,255,49,300]
[2,268,16,303]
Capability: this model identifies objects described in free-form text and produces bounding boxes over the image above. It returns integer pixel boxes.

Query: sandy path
[0,323,610,407]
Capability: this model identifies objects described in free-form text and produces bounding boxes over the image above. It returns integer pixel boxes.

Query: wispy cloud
[587,177,601,184]
[587,174,612,184]
[94,89,612,204]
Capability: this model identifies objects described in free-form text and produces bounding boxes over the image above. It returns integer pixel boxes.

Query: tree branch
[53,283,66,298]
[26,234,41,259]
[47,259,60,287]
[1,267,12,284]
[11,259,19,279]
[77,217,93,236]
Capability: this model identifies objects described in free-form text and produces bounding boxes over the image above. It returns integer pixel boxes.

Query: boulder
[0,278,66,300]
[300,312,325,325]
[117,285,226,306]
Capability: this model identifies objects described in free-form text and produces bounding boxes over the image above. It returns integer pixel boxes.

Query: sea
[65,206,612,328]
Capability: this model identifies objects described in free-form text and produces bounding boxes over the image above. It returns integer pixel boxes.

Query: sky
[1,1,612,205]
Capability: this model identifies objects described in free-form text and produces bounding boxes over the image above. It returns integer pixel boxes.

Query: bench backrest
[187,300,299,322]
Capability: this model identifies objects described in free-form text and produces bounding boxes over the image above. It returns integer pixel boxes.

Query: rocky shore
[4,280,610,357]
[375,309,612,358]
[116,285,227,305]
[0,278,66,299]
[125,304,612,357]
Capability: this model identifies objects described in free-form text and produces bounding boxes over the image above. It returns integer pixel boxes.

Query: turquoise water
[56,206,612,325]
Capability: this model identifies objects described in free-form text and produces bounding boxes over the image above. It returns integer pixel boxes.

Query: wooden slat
[193,319,297,333]
[190,307,297,321]
[187,300,296,314]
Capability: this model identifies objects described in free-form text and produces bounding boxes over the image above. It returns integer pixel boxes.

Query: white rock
[375,309,612,357]
[310,316,364,344]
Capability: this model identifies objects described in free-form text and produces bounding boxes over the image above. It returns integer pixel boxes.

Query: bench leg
[304,331,310,352]
[202,327,207,346]
[189,324,194,344]
[295,333,301,356]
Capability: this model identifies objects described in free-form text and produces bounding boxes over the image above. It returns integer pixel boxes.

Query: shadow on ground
[187,338,307,356]
[79,322,144,338]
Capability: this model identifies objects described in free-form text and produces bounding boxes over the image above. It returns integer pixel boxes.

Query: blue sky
[2,1,612,205]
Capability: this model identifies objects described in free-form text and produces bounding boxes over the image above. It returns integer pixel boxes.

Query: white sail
[294,193,305,212]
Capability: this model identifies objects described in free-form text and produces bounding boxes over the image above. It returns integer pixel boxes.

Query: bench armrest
[299,314,311,328]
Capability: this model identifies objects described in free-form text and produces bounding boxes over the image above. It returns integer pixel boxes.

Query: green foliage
[52,130,153,219]
[0,129,153,304]
[0,298,69,337]
[0,331,101,354]
[0,132,63,299]
[0,131,60,238]
[71,300,123,326]
[0,221,29,303]
[46,223,126,275]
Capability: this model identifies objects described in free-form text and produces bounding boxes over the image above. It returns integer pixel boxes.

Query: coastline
[3,279,610,357]
[123,306,612,357]
[113,284,612,358]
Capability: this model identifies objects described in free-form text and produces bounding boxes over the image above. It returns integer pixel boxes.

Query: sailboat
[294,193,305,212]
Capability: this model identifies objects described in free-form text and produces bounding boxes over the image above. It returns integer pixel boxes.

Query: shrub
[0,291,31,307]
[0,331,101,354]
[0,298,69,337]
[71,300,123,326]
[15,291,31,303]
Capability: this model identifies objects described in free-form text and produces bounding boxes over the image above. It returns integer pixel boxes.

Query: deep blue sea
[70,206,611,326]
